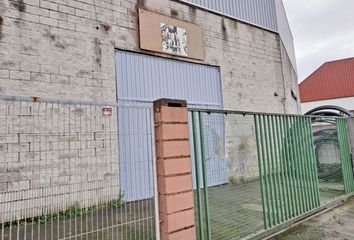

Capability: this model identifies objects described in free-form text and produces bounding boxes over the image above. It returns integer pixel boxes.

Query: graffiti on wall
[161,23,188,56]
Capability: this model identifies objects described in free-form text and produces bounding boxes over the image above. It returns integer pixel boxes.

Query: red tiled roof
[299,57,354,103]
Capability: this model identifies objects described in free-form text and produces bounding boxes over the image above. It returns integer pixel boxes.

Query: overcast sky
[283,0,354,82]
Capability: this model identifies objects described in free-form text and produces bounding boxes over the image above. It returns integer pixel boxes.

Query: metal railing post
[198,112,212,240]
[151,109,161,240]
[192,111,205,240]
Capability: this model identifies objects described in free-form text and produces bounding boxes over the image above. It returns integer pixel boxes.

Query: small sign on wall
[139,9,204,60]
[102,107,112,116]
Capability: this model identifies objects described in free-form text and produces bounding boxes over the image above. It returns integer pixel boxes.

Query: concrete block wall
[0,101,120,221]
[225,115,260,183]
[280,41,301,113]
[0,0,120,101]
[0,0,298,111]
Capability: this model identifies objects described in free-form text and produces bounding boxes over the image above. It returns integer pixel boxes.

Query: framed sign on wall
[139,9,205,61]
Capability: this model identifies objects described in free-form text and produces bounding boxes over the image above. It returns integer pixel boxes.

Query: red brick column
[153,99,196,240]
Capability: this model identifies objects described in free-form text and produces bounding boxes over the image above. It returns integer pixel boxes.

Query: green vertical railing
[191,111,212,240]
[336,118,354,194]
[254,115,268,229]
[192,112,205,240]
[190,109,353,240]
[199,112,212,240]
[254,114,321,229]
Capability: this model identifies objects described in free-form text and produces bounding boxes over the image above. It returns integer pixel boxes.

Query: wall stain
[189,6,197,23]
[72,107,84,116]
[54,42,66,50]
[11,0,25,12]
[137,0,145,7]
[13,19,22,27]
[221,18,228,41]
[189,6,196,15]
[100,23,111,34]
[94,38,102,68]
[248,27,256,42]
[43,29,56,41]
[22,45,35,53]
[0,0,8,38]
[77,69,92,78]
[0,17,3,40]
[170,9,178,18]
[1,61,15,68]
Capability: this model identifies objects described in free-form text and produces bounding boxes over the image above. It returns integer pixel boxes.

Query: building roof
[299,57,354,103]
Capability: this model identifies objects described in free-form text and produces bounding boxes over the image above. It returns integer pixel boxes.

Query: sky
[282,0,354,82]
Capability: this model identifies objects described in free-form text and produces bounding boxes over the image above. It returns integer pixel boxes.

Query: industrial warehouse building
[0,0,299,195]
[0,0,299,198]
[0,0,302,239]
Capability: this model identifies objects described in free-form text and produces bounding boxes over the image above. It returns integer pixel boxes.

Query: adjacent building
[300,57,354,114]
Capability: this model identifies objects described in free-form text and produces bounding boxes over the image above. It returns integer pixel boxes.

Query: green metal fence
[313,117,346,204]
[190,111,264,240]
[189,109,354,240]
[191,111,211,240]
[337,118,354,194]
[254,115,320,229]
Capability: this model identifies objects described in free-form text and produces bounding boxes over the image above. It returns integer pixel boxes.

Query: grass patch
[1,198,156,240]
[2,194,125,228]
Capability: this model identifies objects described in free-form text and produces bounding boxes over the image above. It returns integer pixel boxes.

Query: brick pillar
[153,99,196,240]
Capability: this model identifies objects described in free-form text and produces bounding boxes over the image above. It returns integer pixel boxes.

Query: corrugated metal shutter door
[116,51,225,201]
[116,51,222,107]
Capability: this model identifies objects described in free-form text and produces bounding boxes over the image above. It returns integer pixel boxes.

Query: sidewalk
[272,197,354,239]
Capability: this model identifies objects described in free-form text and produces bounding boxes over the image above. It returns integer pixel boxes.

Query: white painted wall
[301,96,354,114]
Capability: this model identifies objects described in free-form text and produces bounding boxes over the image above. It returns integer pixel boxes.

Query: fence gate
[190,109,354,240]
[190,110,269,240]
[336,118,354,194]
[254,114,320,229]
